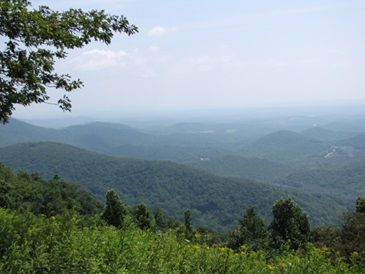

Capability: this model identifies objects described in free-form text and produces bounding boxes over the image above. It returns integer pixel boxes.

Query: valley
[1,110,364,231]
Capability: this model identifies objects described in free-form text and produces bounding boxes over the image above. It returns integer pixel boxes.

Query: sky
[12,0,365,119]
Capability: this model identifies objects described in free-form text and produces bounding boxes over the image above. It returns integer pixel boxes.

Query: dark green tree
[340,212,365,259]
[101,189,128,229]
[269,198,310,250]
[313,197,365,262]
[338,197,365,260]
[154,207,168,230]
[0,164,13,209]
[0,0,137,123]
[227,207,268,251]
[195,226,224,246]
[184,209,193,239]
[133,203,154,230]
[0,179,12,208]
[356,196,365,213]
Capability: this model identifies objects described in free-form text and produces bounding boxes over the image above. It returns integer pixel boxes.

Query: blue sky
[13,0,365,118]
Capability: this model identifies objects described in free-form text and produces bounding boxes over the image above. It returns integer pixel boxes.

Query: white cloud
[148,45,161,52]
[71,49,129,71]
[82,49,128,58]
[148,26,178,37]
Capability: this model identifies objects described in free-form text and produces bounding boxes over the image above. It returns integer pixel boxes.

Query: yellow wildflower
[219,247,227,253]
[192,245,201,251]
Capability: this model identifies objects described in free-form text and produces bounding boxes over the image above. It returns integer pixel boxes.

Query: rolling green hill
[0,118,153,149]
[189,155,295,183]
[301,126,360,142]
[241,130,331,164]
[61,122,153,147]
[0,118,59,146]
[0,142,347,230]
[337,133,365,150]
[1,118,363,166]
[276,160,365,199]
[0,119,236,163]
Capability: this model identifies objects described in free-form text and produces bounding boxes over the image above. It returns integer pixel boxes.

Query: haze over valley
[1,105,364,230]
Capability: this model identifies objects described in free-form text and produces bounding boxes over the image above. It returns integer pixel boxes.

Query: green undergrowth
[0,209,363,273]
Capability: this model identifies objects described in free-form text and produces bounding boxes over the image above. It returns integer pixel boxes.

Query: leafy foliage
[227,207,269,251]
[356,196,365,213]
[184,209,194,240]
[0,208,363,273]
[101,189,128,229]
[132,203,155,230]
[0,161,103,216]
[340,212,365,259]
[313,197,365,264]
[0,178,11,208]
[269,198,311,250]
[0,0,137,123]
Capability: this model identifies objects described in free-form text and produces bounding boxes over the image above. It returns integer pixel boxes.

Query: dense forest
[1,162,365,273]
[0,141,349,230]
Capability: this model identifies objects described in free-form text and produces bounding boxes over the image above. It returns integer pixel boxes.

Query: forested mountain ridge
[0,119,233,163]
[59,122,156,156]
[276,160,365,197]
[337,133,365,150]
[1,117,364,230]
[0,118,152,148]
[0,161,103,216]
[301,126,362,142]
[189,155,295,183]
[0,118,59,146]
[240,130,330,163]
[1,118,364,166]
[0,142,348,230]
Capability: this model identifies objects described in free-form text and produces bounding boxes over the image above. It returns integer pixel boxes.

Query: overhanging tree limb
[0,0,138,123]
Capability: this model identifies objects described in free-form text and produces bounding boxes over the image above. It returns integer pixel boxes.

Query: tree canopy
[270,198,310,250]
[227,207,268,251]
[0,0,137,123]
[102,189,128,229]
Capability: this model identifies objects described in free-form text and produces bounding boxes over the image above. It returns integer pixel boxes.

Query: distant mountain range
[0,117,364,230]
[1,118,364,166]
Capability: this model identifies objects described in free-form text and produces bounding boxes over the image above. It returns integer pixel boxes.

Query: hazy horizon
[12,103,365,130]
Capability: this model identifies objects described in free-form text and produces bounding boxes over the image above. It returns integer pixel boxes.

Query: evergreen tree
[154,208,168,230]
[340,211,365,258]
[184,209,193,239]
[269,198,310,250]
[101,189,128,229]
[0,179,11,208]
[338,197,365,260]
[133,203,154,230]
[356,196,365,213]
[227,207,268,251]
